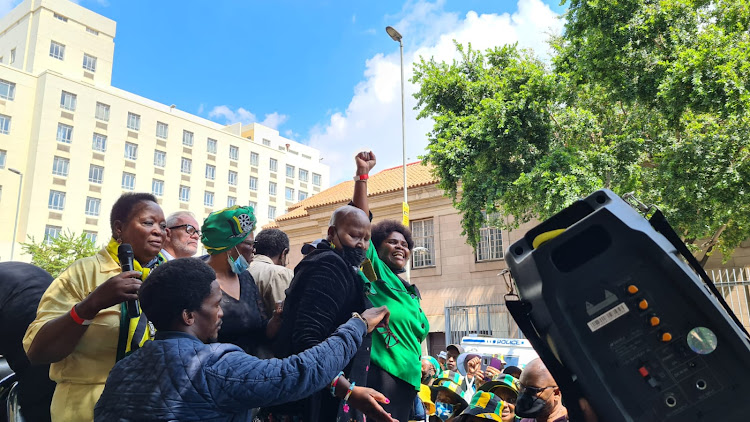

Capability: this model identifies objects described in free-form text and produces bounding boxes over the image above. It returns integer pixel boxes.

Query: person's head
[371,219,414,272]
[478,374,520,422]
[438,351,448,369]
[454,391,512,422]
[201,206,257,273]
[503,366,522,379]
[164,211,201,258]
[421,356,440,384]
[516,358,564,421]
[446,344,464,371]
[139,258,223,342]
[431,372,469,421]
[327,205,371,267]
[110,193,165,264]
[254,228,290,266]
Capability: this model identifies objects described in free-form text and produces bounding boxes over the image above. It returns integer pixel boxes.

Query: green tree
[21,230,98,278]
[413,0,750,263]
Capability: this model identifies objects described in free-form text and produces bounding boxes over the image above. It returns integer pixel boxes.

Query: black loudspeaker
[505,189,750,422]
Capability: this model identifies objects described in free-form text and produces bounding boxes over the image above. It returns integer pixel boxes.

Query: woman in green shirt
[352,151,430,421]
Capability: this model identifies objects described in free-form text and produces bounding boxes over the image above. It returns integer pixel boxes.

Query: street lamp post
[8,168,22,260]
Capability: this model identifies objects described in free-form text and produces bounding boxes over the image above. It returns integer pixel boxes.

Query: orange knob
[638,299,649,310]
[650,316,660,327]
[661,332,673,342]
[627,285,639,294]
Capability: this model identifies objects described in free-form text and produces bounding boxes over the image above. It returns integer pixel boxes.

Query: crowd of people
[1,152,588,422]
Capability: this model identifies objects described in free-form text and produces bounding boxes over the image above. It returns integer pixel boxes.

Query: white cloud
[207,105,289,131]
[261,112,289,130]
[307,0,564,183]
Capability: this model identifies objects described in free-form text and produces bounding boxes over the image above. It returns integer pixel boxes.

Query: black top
[0,262,56,422]
[216,270,269,356]
[267,241,372,422]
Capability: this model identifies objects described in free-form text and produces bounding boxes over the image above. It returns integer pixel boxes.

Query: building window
[228,170,238,186]
[0,149,5,168]
[229,145,239,161]
[0,114,9,134]
[181,158,192,174]
[154,150,166,167]
[269,181,277,196]
[312,173,322,186]
[127,112,141,131]
[182,130,194,146]
[88,165,104,184]
[86,27,99,35]
[85,197,101,216]
[299,168,308,182]
[44,225,62,244]
[286,165,295,178]
[249,176,258,191]
[227,196,236,207]
[285,187,294,201]
[57,123,73,143]
[9,48,15,65]
[49,41,65,60]
[124,142,138,160]
[156,121,168,139]
[0,79,16,100]
[92,133,107,152]
[250,152,259,166]
[48,190,65,210]
[476,213,504,261]
[152,179,164,197]
[207,138,217,154]
[204,164,215,180]
[84,231,97,243]
[60,91,76,111]
[262,138,271,146]
[122,172,136,190]
[269,158,278,172]
[51,156,69,176]
[82,53,97,72]
[53,13,67,22]
[411,219,435,268]
[268,205,276,219]
[204,191,214,207]
[248,201,257,209]
[179,185,190,202]
[95,102,110,121]
[298,191,308,201]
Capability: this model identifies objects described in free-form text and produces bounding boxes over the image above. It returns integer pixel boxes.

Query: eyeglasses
[169,224,201,237]
[518,384,556,396]
[376,325,400,349]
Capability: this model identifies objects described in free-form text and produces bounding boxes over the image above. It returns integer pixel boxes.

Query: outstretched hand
[355,151,376,175]
[347,386,397,422]
[361,306,390,333]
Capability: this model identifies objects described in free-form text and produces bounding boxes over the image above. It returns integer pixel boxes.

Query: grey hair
[166,211,196,228]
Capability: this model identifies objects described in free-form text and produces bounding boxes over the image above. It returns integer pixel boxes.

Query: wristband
[354,174,369,181]
[330,371,344,397]
[351,312,368,329]
[70,305,93,326]
[343,381,356,402]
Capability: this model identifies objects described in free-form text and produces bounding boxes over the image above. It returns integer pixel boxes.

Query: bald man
[516,358,569,422]
[266,205,374,422]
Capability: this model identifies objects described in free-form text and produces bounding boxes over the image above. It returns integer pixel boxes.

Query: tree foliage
[413,0,750,262]
[21,230,98,278]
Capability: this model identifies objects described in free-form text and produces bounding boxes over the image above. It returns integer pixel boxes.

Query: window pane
[44,225,62,244]
[204,191,214,207]
[227,196,236,207]
[207,138,217,154]
[95,102,110,121]
[49,41,65,60]
[85,197,101,216]
[179,185,190,202]
[122,172,136,190]
[181,158,191,174]
[57,123,73,143]
[299,169,308,182]
[0,79,16,100]
[205,164,215,180]
[269,182,277,195]
[154,150,166,167]
[269,158,277,172]
[60,91,76,111]
[312,173,321,186]
[48,190,65,210]
[250,152,259,166]
[183,130,194,146]
[476,213,504,261]
[127,112,140,130]
[124,142,138,160]
[0,149,6,168]
[411,219,435,268]
[156,122,168,139]
[229,145,238,160]
[249,176,258,190]
[92,133,107,151]
[286,165,295,178]
[0,114,10,134]
[285,187,294,200]
[268,206,276,219]
[88,165,103,183]
[298,191,308,201]
[52,156,69,176]
[82,53,97,72]
[228,170,237,185]
[152,179,164,196]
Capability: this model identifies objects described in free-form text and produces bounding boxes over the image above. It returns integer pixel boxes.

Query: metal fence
[444,303,521,345]
[711,267,750,331]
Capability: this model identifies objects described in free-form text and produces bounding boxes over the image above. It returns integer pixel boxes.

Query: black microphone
[118,243,140,318]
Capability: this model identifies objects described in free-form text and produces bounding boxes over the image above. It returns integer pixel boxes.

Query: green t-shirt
[360,240,430,390]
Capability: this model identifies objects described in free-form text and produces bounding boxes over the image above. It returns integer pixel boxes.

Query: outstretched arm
[352,151,376,216]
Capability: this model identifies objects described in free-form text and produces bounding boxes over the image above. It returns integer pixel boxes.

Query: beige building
[0,0,330,261]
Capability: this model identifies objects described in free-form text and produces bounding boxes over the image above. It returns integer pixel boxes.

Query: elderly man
[516,358,569,422]
[249,228,294,317]
[160,211,201,260]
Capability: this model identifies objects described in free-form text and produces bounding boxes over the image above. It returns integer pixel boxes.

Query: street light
[8,168,22,260]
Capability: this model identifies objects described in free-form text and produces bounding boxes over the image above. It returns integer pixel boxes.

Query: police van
[460,336,538,368]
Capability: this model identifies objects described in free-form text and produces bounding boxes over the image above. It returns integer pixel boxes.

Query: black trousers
[367,363,418,422]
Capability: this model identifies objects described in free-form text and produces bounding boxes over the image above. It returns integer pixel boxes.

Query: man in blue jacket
[94,258,396,422]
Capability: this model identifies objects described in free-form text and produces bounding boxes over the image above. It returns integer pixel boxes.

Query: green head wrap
[422,355,441,379]
[201,205,256,255]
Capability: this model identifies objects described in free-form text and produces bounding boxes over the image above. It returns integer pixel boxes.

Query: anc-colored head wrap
[201,205,256,255]
[455,391,506,421]
[422,356,441,379]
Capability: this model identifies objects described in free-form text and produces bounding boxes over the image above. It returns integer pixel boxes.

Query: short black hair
[503,365,522,378]
[110,193,158,234]
[371,219,414,251]
[254,229,290,257]
[139,258,215,330]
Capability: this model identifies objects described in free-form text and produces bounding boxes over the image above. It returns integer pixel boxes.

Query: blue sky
[2,0,567,182]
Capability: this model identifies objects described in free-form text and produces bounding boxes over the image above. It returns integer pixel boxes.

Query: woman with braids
[351,151,430,421]
[23,192,166,422]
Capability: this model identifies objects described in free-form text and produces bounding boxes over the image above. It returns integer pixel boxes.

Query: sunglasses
[169,224,201,237]
[376,325,400,349]
[518,384,556,396]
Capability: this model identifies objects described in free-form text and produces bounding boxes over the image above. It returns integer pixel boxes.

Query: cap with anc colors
[478,373,521,397]
[454,391,507,421]
[431,370,469,406]
[201,206,256,255]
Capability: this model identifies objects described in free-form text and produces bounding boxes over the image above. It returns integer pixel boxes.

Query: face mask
[514,392,549,418]
[334,228,367,268]
[228,246,249,274]
[435,402,454,421]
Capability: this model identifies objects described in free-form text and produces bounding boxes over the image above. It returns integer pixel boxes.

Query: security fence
[711,267,750,331]
[444,303,521,345]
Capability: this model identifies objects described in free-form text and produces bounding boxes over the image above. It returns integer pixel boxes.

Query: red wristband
[354,174,369,181]
[70,305,93,326]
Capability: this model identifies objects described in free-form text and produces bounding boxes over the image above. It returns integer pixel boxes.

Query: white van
[460,336,539,368]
